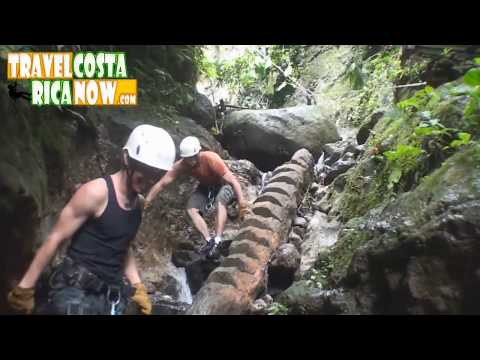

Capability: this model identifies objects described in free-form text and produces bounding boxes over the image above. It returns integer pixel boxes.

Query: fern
[384,144,424,190]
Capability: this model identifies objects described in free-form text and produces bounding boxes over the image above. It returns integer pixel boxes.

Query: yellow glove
[238,202,250,221]
[143,199,152,211]
[131,283,152,315]
[8,286,35,314]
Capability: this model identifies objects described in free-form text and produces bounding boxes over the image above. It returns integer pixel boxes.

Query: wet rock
[324,152,357,185]
[292,226,306,239]
[268,244,301,291]
[300,211,340,276]
[141,262,193,304]
[277,280,353,314]
[324,140,351,166]
[288,232,303,252]
[150,293,190,315]
[345,143,365,158]
[293,217,308,228]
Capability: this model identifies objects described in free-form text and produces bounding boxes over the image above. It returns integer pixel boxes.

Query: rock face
[187,149,314,314]
[339,147,480,314]
[222,106,340,171]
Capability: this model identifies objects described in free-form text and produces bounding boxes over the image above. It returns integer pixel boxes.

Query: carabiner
[107,287,121,315]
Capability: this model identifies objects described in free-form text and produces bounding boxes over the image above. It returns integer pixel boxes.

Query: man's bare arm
[145,161,182,203]
[18,179,106,288]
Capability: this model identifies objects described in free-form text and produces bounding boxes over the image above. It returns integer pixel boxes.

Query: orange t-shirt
[179,151,229,186]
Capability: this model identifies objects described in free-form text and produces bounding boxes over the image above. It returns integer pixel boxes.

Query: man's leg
[215,202,228,238]
[48,286,89,314]
[186,189,210,242]
[214,185,235,240]
[208,185,235,260]
[186,207,210,241]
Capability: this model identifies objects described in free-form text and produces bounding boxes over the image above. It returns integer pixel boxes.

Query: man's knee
[186,207,201,218]
[216,185,235,206]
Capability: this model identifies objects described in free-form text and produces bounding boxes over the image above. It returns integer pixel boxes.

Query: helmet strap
[124,154,138,196]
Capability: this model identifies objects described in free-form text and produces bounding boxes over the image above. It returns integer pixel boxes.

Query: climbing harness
[205,187,217,212]
[47,257,132,315]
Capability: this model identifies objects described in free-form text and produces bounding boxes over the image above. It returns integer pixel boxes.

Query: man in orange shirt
[145,136,249,258]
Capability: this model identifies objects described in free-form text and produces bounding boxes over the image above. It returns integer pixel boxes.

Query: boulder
[222,106,340,171]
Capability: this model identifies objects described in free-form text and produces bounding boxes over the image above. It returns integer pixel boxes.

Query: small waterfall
[169,266,193,305]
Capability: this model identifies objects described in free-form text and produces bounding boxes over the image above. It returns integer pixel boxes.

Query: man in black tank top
[7,125,176,315]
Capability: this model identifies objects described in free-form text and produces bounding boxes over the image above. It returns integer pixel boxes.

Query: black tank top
[67,175,142,284]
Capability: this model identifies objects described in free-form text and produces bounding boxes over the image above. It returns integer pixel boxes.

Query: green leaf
[475,57,480,65]
[424,86,434,94]
[415,127,434,137]
[388,167,402,189]
[384,150,398,161]
[464,68,480,87]
[458,132,471,142]
[450,132,472,148]
[398,97,420,110]
[464,96,479,117]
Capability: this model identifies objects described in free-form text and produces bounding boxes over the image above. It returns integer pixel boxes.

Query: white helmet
[123,124,176,170]
[179,136,201,158]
